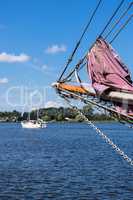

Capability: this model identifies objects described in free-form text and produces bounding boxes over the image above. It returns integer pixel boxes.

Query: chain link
[58,90,133,166]
[69,104,133,166]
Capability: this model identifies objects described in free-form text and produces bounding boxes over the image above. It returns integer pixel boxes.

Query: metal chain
[64,98,133,166]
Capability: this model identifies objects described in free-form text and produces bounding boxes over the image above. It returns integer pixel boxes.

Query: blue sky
[0,0,132,111]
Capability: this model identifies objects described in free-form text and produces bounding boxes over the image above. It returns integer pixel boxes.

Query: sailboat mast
[37,109,39,120]
[28,112,30,121]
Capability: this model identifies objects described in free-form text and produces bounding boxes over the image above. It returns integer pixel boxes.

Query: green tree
[56,113,64,121]
[75,114,84,122]
[83,104,93,119]
[42,115,51,122]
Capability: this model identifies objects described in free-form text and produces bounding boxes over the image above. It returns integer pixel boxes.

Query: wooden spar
[52,82,95,96]
[52,82,133,105]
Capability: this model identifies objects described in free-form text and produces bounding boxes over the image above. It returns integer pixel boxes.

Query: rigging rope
[60,0,127,83]
[59,0,130,84]
[104,2,133,40]
[99,0,125,37]
[57,87,133,126]
[62,57,87,83]
[61,95,133,166]
[110,14,133,44]
[58,0,102,82]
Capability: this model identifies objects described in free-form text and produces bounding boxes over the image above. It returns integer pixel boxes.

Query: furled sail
[87,37,133,95]
[53,1,133,125]
[87,37,133,114]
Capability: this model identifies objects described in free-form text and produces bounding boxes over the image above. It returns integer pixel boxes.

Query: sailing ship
[52,0,133,126]
[21,110,47,129]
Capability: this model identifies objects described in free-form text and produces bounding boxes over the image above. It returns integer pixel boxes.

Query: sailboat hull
[21,121,46,129]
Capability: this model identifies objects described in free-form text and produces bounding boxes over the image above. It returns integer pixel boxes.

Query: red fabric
[87,37,133,95]
[87,37,133,114]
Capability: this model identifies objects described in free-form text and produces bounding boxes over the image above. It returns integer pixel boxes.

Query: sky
[0,0,132,111]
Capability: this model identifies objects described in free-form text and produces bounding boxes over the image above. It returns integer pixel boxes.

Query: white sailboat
[21,110,47,129]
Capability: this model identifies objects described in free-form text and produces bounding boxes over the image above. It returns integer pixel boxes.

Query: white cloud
[0,52,30,63]
[0,78,8,84]
[45,44,67,54]
[41,64,48,70]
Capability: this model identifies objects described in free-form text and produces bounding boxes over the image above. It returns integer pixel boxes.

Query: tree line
[0,105,112,122]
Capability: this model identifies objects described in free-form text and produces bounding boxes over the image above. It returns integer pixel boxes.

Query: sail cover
[87,37,133,96]
[87,37,133,114]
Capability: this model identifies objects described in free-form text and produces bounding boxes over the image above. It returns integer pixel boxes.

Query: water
[0,122,132,200]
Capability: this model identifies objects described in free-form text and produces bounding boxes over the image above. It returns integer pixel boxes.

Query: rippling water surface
[0,122,132,199]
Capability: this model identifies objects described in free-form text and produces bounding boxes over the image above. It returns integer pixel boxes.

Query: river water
[0,122,132,200]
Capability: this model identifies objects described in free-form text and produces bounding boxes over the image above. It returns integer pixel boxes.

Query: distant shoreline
[0,119,115,124]
[0,106,112,123]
